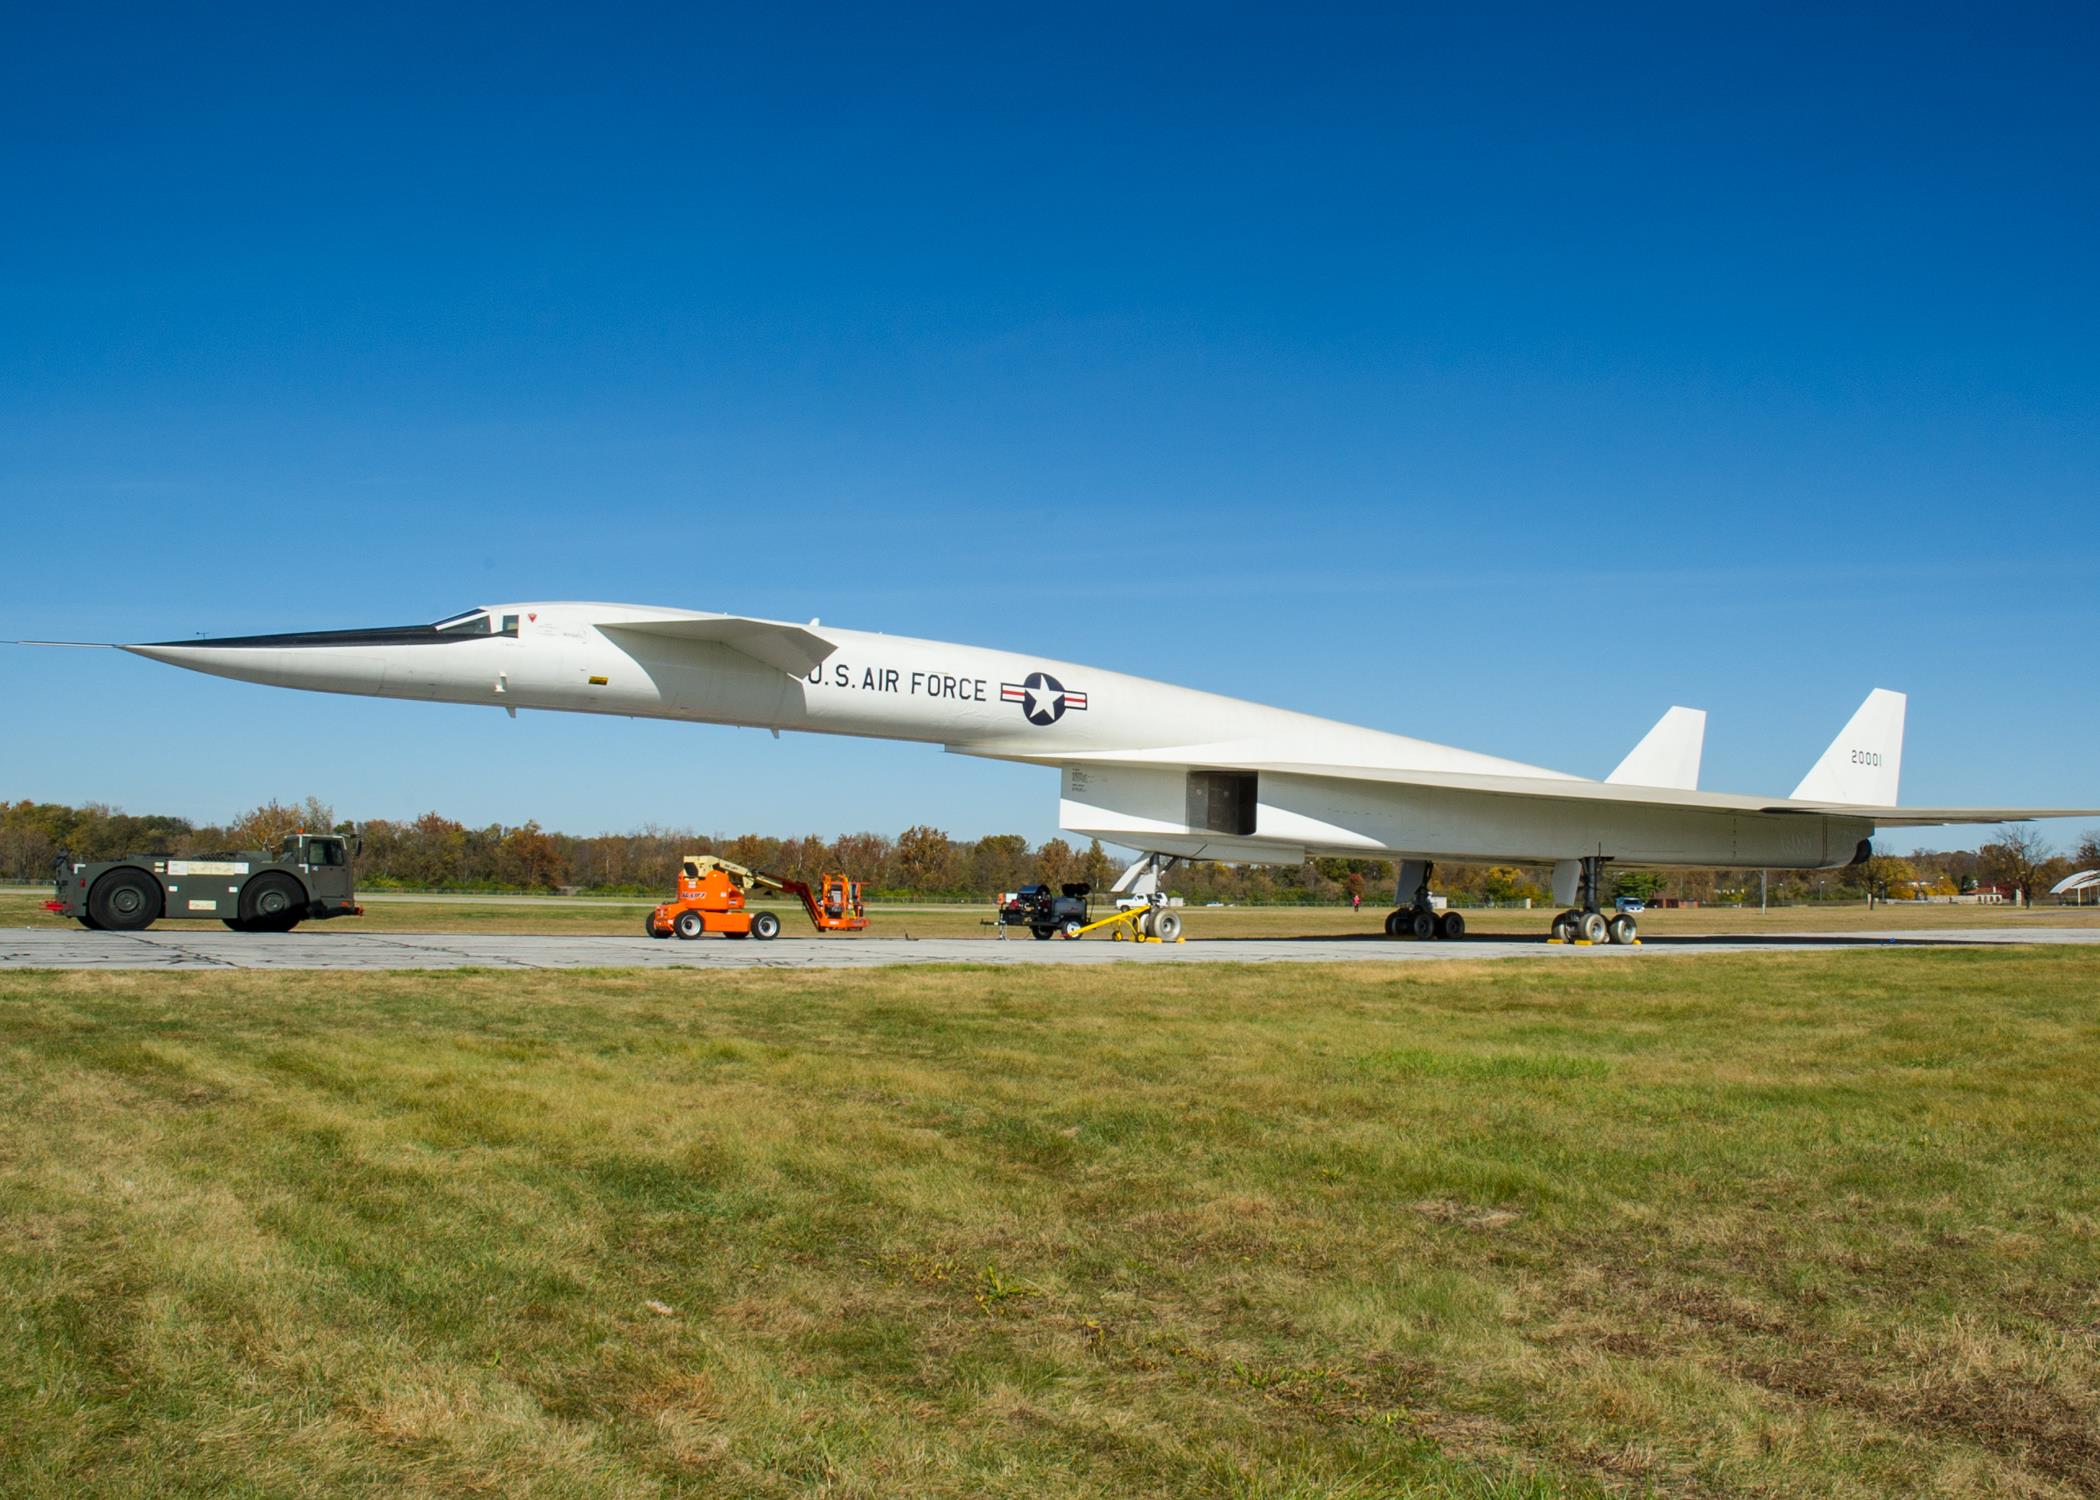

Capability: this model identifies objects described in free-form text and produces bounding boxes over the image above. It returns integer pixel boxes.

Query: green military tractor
[46,831,365,933]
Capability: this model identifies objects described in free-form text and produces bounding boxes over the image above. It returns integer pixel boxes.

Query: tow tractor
[645,855,868,940]
[45,830,364,933]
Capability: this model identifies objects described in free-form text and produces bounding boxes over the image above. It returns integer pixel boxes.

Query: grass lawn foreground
[1,951,2096,1496]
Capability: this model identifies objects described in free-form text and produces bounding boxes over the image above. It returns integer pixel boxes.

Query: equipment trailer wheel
[1031,925,1054,940]
[89,868,162,932]
[1061,917,1083,939]
[239,873,305,932]
[751,911,781,941]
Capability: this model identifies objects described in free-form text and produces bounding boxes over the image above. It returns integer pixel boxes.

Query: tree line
[4,797,2093,906]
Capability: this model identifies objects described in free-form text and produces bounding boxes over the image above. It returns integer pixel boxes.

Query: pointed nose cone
[121,641,273,680]
[122,643,221,669]
[121,638,393,694]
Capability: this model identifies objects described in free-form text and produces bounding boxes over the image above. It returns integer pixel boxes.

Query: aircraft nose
[123,643,215,668]
[120,636,396,694]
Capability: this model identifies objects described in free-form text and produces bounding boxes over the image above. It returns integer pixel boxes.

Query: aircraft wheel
[1576,911,1609,944]
[1409,909,1438,940]
[1383,910,1402,937]
[1436,911,1465,940]
[673,909,706,940]
[240,872,304,932]
[89,868,162,932]
[1549,911,1577,942]
[1153,910,1182,941]
[752,911,781,941]
[1608,913,1639,946]
[1031,925,1054,940]
[1061,917,1083,939]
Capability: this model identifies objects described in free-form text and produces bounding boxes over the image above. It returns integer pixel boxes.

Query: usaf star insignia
[1000,671,1089,726]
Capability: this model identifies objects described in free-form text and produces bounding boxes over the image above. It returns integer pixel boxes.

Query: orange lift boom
[645,854,869,941]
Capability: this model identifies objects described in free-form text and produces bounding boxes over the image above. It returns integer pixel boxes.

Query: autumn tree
[1977,825,2053,906]
[1847,854,1916,900]
[1037,837,1076,888]
[1081,839,1115,892]
[224,797,335,852]
[968,834,1029,895]
[495,822,565,889]
[893,825,956,892]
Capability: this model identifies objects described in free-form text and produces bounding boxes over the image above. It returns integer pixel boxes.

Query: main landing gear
[1383,861,1465,941]
[1548,855,1639,946]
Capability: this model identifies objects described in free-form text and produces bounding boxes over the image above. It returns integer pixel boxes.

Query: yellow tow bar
[1069,905,1185,943]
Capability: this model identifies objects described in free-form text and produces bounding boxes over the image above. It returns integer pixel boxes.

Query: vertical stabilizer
[1790,689,1905,805]
[1606,706,1706,790]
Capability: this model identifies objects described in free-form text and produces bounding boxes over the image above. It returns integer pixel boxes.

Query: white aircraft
[107,601,2096,944]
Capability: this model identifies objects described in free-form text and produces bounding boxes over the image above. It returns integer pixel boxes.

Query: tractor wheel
[674,909,706,940]
[89,868,162,932]
[240,873,305,932]
[752,911,781,941]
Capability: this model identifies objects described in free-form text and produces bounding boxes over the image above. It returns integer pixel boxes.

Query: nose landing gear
[1383,860,1465,940]
[1548,855,1639,946]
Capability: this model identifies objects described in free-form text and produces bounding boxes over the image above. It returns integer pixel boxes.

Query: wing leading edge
[601,614,838,677]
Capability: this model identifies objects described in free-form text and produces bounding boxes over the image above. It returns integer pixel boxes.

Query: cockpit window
[434,611,492,634]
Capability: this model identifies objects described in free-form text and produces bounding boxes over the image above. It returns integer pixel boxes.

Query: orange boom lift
[644,854,869,941]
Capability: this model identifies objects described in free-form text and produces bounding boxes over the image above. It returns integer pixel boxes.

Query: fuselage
[129,601,1561,775]
[124,600,1873,873]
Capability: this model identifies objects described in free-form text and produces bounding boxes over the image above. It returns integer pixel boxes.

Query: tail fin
[1607,706,1705,790]
[1791,689,1905,805]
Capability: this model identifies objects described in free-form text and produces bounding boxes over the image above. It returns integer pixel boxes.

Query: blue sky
[3,3,2095,853]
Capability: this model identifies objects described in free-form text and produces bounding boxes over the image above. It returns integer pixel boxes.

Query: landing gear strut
[1549,855,1638,946]
[1383,861,1465,941]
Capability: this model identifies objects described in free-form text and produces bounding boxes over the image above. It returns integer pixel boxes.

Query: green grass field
[3,951,2096,1496]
